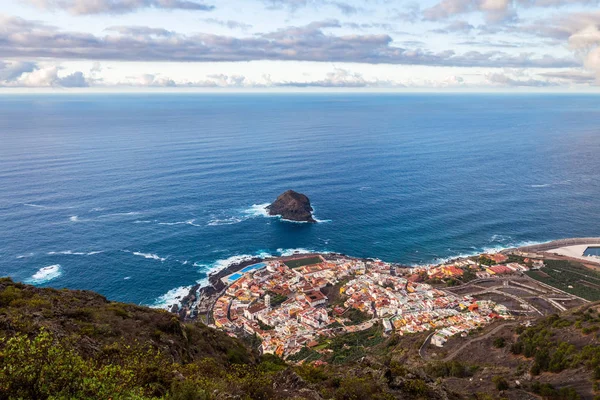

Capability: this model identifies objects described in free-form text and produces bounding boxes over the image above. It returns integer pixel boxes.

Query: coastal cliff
[267,190,316,223]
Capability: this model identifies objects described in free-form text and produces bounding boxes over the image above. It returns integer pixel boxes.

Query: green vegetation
[283,256,323,269]
[257,320,274,330]
[510,313,600,377]
[525,259,600,301]
[344,307,372,325]
[425,361,477,378]
[327,325,384,364]
[492,376,509,391]
[460,268,478,282]
[266,291,287,307]
[1,276,599,399]
[478,256,496,266]
[530,382,581,400]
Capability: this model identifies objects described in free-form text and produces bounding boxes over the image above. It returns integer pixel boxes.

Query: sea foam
[26,265,62,285]
[124,250,167,262]
[151,285,192,310]
[158,219,201,227]
[48,250,103,256]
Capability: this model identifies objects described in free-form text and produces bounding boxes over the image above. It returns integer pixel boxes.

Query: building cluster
[210,255,513,359]
[476,262,530,278]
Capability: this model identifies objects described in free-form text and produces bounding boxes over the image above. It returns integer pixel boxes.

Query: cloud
[431,20,475,33]
[486,71,558,86]
[0,61,37,81]
[0,15,579,68]
[23,0,215,14]
[0,63,88,87]
[105,26,176,36]
[423,0,516,23]
[538,69,596,83]
[99,68,472,89]
[57,71,88,87]
[518,11,600,77]
[391,3,421,22]
[0,60,89,87]
[276,68,392,87]
[263,0,362,15]
[423,0,599,23]
[203,18,253,31]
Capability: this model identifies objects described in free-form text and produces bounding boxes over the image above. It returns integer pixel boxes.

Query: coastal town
[208,253,525,358]
[155,237,600,363]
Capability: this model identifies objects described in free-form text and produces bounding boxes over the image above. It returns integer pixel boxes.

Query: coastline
[176,252,409,321]
[173,237,600,320]
[502,237,600,254]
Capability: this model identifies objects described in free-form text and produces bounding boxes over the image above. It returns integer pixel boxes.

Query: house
[531,260,545,269]
[244,303,268,320]
[305,290,327,307]
[431,333,447,347]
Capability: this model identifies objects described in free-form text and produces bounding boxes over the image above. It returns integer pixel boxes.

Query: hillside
[1,278,599,399]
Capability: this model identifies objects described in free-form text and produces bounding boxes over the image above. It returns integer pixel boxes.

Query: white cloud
[0,61,88,87]
[22,0,214,15]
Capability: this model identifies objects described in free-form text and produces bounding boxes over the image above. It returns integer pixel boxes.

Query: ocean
[1,94,599,308]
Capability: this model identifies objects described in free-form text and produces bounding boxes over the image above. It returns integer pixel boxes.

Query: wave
[158,219,201,227]
[24,203,49,209]
[124,276,131,280]
[16,252,35,259]
[243,203,330,224]
[69,216,80,222]
[280,217,331,224]
[151,285,192,310]
[277,248,325,257]
[423,238,551,266]
[47,250,103,256]
[24,203,74,210]
[102,212,141,217]
[124,250,167,262]
[530,180,571,189]
[133,220,153,224]
[26,265,62,285]
[207,217,244,226]
[242,203,272,218]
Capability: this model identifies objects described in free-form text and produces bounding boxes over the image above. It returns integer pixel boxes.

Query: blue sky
[0,0,599,91]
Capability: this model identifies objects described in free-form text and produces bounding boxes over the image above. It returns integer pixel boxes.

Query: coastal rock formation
[267,190,316,223]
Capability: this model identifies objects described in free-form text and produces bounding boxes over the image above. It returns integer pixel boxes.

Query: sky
[1,0,599,91]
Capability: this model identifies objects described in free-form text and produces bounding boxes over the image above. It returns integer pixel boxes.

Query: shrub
[402,378,429,395]
[0,286,23,307]
[170,380,210,400]
[492,376,509,391]
[0,330,146,399]
[335,377,389,400]
[493,337,506,348]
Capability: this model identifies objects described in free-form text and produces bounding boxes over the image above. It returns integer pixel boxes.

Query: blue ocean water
[1,94,599,307]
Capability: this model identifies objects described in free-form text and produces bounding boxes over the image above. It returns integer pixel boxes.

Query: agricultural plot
[526,259,600,301]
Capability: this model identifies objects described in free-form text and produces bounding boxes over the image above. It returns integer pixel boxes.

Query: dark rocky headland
[267,190,316,223]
